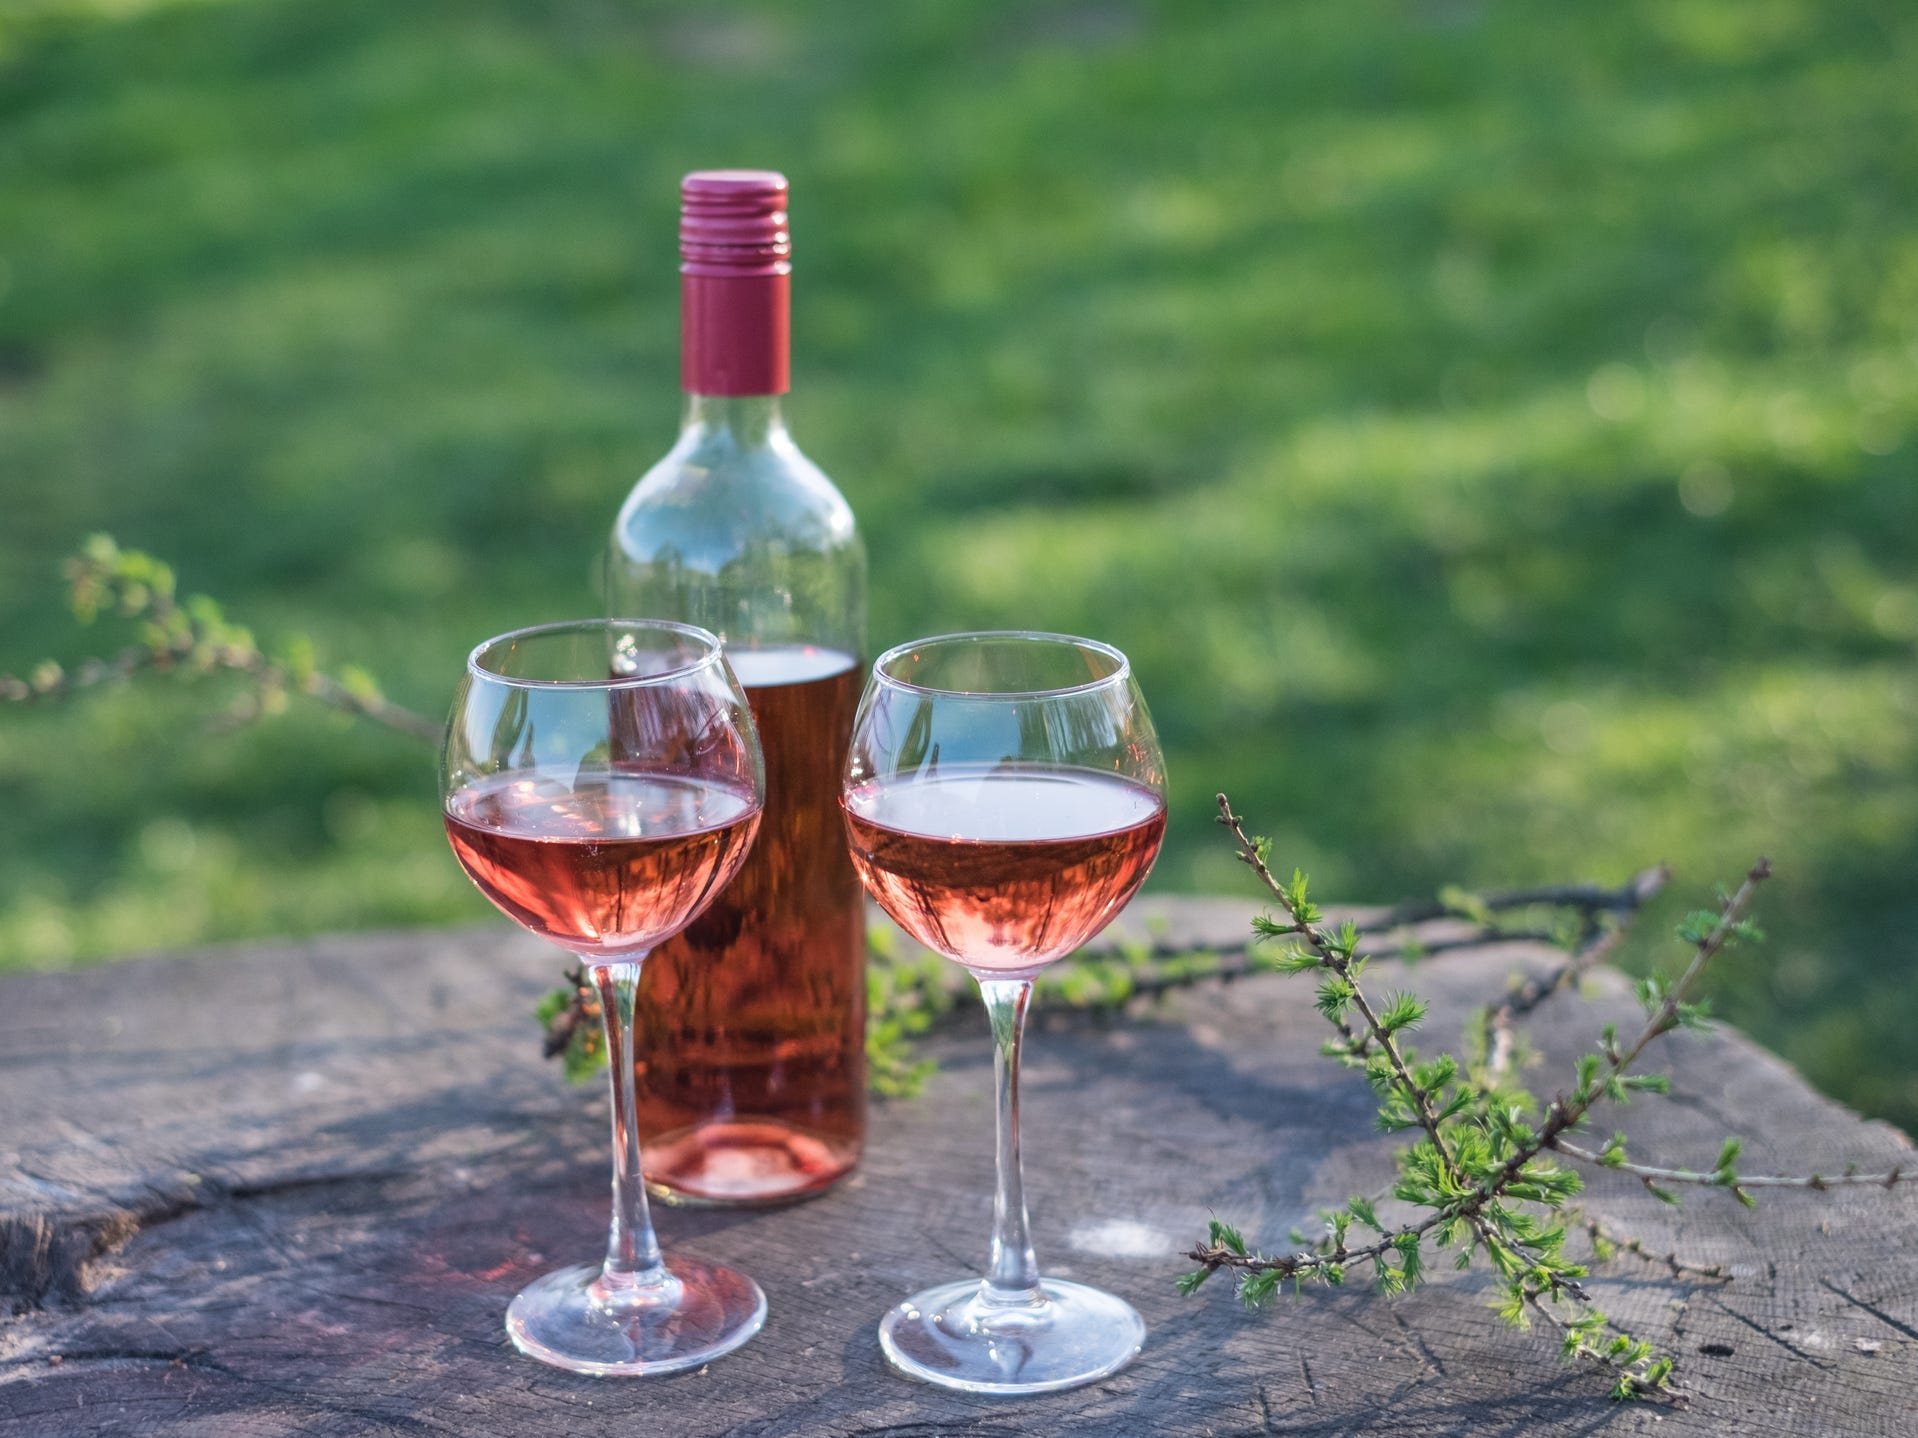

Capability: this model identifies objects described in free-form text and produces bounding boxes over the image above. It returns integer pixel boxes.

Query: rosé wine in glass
[440,619,768,1378]
[445,771,760,955]
[841,631,1165,1396]
[842,766,1164,974]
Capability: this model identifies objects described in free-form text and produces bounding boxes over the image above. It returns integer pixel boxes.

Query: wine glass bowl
[841,631,1166,1394]
[841,765,1164,974]
[441,619,769,1376]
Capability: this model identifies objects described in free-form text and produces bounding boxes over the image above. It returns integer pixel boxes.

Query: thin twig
[1188,1213,1442,1287]
[1187,796,1496,1289]
[1554,1139,1906,1196]
[1382,867,1672,926]
[1214,795,1467,1178]
[1190,802,1763,1325]
[1520,1290,1669,1398]
[1,548,441,744]
[1565,1206,1730,1281]
[888,914,1642,1047]
[1508,878,1669,1023]
[1473,868,1671,1084]
[1508,859,1771,1185]
[208,642,441,742]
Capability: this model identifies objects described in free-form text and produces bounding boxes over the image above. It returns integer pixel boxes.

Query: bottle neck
[680,267,789,396]
[680,393,787,447]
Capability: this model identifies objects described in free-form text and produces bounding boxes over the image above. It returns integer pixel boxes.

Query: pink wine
[634,648,867,1203]
[841,766,1166,973]
[445,771,760,957]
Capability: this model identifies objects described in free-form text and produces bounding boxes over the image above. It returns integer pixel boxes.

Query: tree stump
[2,897,1913,1435]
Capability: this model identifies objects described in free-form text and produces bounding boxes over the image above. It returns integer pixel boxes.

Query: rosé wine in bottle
[841,767,1166,974]
[608,172,867,1205]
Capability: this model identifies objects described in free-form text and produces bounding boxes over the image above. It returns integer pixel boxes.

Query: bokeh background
[3,1,1914,1126]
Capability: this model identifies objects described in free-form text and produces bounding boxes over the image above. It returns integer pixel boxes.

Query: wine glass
[441,618,767,1376]
[840,631,1167,1394]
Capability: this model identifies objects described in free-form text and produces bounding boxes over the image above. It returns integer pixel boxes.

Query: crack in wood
[222,1167,412,1203]
[1255,1378,1279,1427]
[1390,1307,1449,1378]
[1706,1296,1836,1371]
[3,1167,413,1310]
[1816,1277,1918,1344]
[0,1346,233,1382]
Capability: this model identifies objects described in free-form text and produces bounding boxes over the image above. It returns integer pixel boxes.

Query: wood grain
[1,899,1913,1436]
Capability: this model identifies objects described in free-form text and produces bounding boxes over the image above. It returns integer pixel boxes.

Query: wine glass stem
[978,976,1042,1303]
[592,961,669,1295]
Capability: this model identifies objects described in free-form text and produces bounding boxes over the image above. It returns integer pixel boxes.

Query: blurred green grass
[2,0,1914,1126]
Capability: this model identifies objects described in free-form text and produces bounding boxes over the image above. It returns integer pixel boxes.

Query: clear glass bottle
[607,171,867,1205]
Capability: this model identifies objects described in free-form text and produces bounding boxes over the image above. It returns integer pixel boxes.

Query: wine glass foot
[505,1258,765,1376]
[877,1277,1145,1395]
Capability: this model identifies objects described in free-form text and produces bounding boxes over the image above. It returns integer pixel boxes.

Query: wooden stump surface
[1,897,1914,1436]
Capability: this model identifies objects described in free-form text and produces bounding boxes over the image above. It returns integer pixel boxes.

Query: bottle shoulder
[612,429,859,564]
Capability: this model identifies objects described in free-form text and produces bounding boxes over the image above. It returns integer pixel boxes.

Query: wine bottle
[607,171,867,1205]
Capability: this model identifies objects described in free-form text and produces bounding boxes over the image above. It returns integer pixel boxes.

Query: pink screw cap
[680,170,791,395]
[680,170,791,272]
